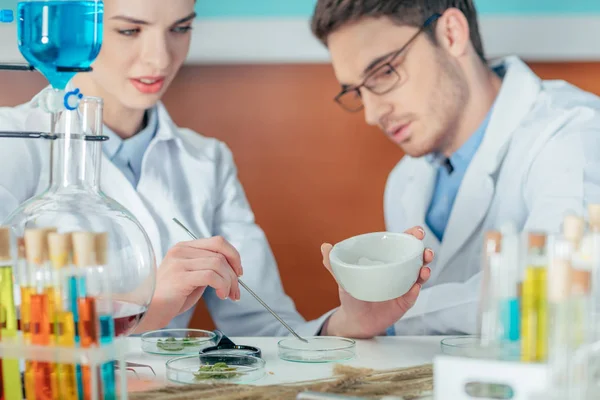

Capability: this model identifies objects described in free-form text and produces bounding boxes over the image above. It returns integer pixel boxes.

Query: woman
[0,0,432,337]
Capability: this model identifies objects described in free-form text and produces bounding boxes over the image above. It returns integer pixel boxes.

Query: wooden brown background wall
[2,62,600,331]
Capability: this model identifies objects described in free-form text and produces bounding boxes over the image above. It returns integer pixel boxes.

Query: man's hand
[320,226,433,339]
[135,236,243,332]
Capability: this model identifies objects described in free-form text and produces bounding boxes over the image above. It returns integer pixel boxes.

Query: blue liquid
[68,275,86,337]
[499,298,521,361]
[76,366,83,400]
[99,315,116,400]
[500,298,521,341]
[68,275,85,400]
[17,1,103,89]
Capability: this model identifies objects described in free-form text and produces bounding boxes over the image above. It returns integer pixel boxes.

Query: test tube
[18,233,35,400]
[569,252,592,349]
[24,228,57,400]
[0,337,2,400]
[94,233,116,400]
[547,236,574,393]
[498,224,521,360]
[16,237,28,334]
[586,204,600,342]
[0,226,24,400]
[47,233,78,400]
[15,236,29,400]
[478,231,502,356]
[0,228,6,400]
[521,232,548,363]
[67,233,84,400]
[72,232,101,400]
[562,215,587,349]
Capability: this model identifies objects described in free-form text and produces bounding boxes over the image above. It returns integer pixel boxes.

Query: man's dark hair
[311,0,486,62]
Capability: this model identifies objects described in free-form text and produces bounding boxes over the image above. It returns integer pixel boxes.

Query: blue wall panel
[196,0,600,19]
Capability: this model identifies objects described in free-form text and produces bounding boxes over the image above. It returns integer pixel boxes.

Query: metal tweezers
[115,361,156,378]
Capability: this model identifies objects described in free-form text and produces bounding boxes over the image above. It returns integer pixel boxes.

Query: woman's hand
[134,236,243,332]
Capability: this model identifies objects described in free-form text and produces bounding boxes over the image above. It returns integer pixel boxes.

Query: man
[312,0,600,336]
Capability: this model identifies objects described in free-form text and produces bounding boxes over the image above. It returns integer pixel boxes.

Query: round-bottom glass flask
[2,96,156,337]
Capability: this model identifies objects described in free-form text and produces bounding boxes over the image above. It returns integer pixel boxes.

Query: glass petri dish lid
[166,354,266,385]
[141,328,217,355]
[277,336,356,363]
[440,336,487,358]
[441,335,522,361]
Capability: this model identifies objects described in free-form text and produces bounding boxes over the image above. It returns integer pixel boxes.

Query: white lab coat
[0,97,333,336]
[385,56,600,335]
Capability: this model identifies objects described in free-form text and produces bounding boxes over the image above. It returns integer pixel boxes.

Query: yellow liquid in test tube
[57,311,78,400]
[521,233,548,363]
[1,265,24,400]
[16,236,36,400]
[44,286,60,400]
[21,286,33,340]
[44,287,58,341]
[21,285,37,400]
[48,233,78,400]
[521,266,547,362]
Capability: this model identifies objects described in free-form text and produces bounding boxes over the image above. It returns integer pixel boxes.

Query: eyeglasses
[334,13,441,113]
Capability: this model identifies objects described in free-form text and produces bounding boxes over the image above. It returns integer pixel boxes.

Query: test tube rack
[0,336,129,400]
[433,209,600,400]
[434,339,600,400]
[433,355,549,400]
[0,226,133,400]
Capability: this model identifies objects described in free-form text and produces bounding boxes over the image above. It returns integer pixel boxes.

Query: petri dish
[441,336,521,360]
[277,336,356,363]
[440,336,485,358]
[166,354,266,385]
[141,328,217,355]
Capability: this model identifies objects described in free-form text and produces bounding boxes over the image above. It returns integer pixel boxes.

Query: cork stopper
[563,215,585,246]
[0,226,10,261]
[95,232,108,265]
[48,232,72,269]
[589,204,600,232]
[17,237,25,259]
[571,268,591,295]
[484,231,502,253]
[528,233,546,249]
[72,232,96,267]
[24,228,50,264]
[549,258,572,301]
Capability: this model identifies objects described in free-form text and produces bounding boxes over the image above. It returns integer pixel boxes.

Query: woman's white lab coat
[385,56,600,335]
[0,98,332,336]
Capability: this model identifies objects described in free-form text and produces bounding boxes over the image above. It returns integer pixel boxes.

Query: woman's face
[80,0,195,111]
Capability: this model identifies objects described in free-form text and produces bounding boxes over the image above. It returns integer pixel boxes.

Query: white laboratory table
[123,336,446,397]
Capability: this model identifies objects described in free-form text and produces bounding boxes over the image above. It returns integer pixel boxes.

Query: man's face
[327,16,469,157]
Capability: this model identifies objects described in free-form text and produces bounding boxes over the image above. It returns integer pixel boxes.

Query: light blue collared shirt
[384,110,492,337]
[102,107,158,187]
[425,110,492,242]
